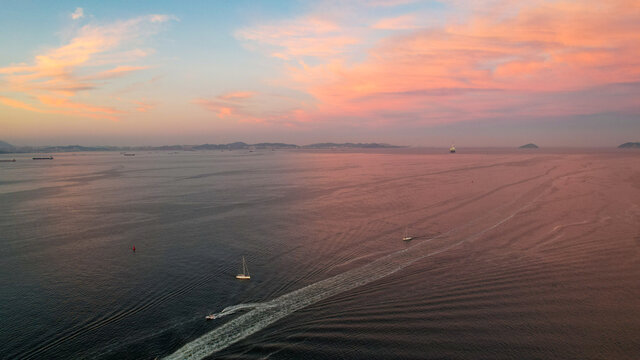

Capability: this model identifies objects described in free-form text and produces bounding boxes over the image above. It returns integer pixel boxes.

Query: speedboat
[205,314,216,320]
[402,227,413,241]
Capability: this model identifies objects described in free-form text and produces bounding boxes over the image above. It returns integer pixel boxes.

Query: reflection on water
[0,149,638,359]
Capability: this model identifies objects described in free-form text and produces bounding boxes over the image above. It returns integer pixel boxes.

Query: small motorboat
[205,314,216,320]
[402,227,413,241]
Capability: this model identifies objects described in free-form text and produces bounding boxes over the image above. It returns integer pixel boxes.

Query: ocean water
[0,149,638,359]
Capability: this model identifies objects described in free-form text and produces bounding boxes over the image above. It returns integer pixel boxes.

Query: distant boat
[32,145,52,160]
[402,227,413,241]
[0,159,16,162]
[205,314,216,320]
[236,256,251,280]
[449,145,456,153]
[123,153,135,156]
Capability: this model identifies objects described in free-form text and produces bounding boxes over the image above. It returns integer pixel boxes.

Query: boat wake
[212,303,275,319]
[164,194,542,360]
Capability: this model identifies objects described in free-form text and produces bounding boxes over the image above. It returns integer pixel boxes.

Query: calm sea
[1,149,638,359]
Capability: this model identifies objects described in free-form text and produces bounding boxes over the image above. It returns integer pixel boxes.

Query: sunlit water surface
[1,149,638,359]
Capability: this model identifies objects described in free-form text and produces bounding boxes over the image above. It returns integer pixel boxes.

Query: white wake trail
[165,196,540,360]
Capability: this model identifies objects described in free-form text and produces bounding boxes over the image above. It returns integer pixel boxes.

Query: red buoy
[132,245,136,252]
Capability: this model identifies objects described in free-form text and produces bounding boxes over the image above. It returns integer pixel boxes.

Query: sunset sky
[1,0,638,147]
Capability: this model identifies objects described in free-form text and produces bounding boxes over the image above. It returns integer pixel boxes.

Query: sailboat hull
[236,256,250,280]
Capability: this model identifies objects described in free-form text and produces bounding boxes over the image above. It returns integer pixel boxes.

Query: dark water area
[0,149,639,359]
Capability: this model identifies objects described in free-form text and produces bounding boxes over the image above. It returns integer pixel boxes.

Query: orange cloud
[193,91,256,112]
[132,100,154,112]
[250,0,640,126]
[218,107,233,117]
[192,99,236,119]
[87,65,149,80]
[0,95,118,120]
[192,91,305,125]
[0,96,45,113]
[37,95,120,114]
[0,14,174,119]
[218,91,255,100]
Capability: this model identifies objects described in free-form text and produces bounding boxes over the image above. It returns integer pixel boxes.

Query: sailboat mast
[236,256,251,280]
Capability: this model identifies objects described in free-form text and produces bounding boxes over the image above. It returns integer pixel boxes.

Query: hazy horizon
[1,140,637,149]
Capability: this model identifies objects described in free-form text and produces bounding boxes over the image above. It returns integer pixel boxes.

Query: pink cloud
[192,91,313,126]
[248,0,640,126]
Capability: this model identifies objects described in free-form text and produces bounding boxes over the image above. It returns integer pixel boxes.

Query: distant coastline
[0,140,402,154]
[3,140,639,154]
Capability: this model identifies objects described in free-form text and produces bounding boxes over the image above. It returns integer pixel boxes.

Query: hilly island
[0,141,401,154]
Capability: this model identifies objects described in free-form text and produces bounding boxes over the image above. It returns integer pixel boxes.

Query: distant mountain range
[4,140,638,153]
[0,140,401,153]
[0,140,14,151]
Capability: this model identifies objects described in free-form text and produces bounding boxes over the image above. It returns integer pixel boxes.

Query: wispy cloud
[365,0,419,7]
[236,17,358,58]
[0,14,175,119]
[373,14,421,29]
[193,91,257,119]
[86,65,150,80]
[132,99,155,112]
[237,0,640,127]
[71,7,84,20]
[0,96,45,113]
[218,91,255,100]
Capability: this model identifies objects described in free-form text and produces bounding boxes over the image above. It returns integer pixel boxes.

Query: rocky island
[618,142,640,149]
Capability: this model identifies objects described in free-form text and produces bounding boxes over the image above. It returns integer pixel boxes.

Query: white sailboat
[236,256,251,280]
[402,227,413,241]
